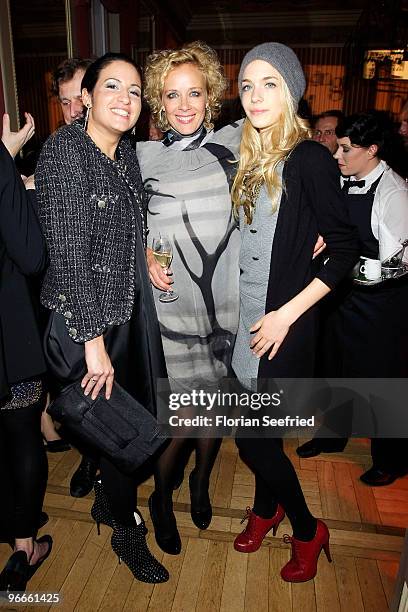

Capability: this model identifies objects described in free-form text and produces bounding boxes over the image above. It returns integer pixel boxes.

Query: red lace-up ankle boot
[234,505,285,553]
[280,519,331,582]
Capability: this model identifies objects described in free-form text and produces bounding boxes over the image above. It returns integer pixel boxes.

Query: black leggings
[235,434,316,541]
[0,401,48,539]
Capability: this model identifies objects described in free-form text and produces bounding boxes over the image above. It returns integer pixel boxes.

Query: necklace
[242,173,263,224]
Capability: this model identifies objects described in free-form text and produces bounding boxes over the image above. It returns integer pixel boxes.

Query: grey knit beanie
[238,42,306,108]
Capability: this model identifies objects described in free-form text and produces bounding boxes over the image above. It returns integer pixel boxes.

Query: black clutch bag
[48,381,167,474]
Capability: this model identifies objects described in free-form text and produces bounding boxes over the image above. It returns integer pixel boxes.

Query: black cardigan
[0,141,47,396]
[258,140,359,379]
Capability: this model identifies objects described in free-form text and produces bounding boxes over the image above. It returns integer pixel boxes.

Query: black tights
[98,433,221,529]
[236,434,316,541]
[154,437,222,516]
[0,401,48,539]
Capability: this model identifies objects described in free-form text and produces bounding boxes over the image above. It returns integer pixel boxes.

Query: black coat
[0,141,47,397]
[258,140,359,379]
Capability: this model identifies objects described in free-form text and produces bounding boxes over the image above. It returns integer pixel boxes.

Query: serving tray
[353,263,408,286]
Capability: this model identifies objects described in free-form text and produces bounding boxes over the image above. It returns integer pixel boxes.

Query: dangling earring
[84,104,91,131]
[159,107,166,127]
[204,105,212,129]
[131,125,136,136]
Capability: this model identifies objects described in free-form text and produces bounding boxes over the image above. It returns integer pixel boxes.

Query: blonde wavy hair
[144,41,227,131]
[231,76,311,223]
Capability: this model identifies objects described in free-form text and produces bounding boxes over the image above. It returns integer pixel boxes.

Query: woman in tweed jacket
[35,54,168,584]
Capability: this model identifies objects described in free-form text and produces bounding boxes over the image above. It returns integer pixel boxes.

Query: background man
[51,58,92,125]
[312,110,344,155]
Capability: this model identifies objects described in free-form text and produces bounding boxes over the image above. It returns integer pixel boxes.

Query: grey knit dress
[232,180,282,391]
[136,122,242,393]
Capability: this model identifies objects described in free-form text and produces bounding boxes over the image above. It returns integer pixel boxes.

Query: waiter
[298,112,408,486]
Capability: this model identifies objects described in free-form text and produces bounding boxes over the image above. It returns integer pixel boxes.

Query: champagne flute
[152,235,179,303]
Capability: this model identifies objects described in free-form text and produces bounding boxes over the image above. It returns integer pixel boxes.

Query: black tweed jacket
[35,122,147,343]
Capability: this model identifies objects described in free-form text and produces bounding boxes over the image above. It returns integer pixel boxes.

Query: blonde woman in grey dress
[137,42,242,555]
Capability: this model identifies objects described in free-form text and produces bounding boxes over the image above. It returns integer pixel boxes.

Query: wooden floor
[0,437,406,612]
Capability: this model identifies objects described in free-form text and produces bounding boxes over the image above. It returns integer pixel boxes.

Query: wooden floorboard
[333,554,365,612]
[1,438,406,611]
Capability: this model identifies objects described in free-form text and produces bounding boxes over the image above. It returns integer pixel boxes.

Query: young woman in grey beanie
[230,43,359,582]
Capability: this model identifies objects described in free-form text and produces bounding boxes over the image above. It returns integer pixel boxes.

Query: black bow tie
[342,179,366,193]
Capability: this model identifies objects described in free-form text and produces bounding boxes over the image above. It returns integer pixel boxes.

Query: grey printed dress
[136,122,242,392]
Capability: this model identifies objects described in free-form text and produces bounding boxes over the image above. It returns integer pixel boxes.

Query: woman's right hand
[146,247,173,291]
[82,335,114,400]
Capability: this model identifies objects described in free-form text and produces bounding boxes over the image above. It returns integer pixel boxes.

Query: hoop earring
[84,104,91,131]
[204,105,212,128]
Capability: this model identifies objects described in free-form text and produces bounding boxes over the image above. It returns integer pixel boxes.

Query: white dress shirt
[340,160,408,262]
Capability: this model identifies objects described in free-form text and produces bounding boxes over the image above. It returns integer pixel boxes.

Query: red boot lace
[240,507,252,525]
[283,533,302,563]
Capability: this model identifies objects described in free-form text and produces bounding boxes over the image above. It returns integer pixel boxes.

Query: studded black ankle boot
[90,480,114,534]
[111,519,169,583]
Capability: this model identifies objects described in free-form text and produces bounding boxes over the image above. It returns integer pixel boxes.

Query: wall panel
[14,54,66,146]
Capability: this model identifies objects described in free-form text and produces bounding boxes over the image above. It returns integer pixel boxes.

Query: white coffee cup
[359,257,382,280]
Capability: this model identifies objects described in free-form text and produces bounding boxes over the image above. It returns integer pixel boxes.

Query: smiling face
[82,60,142,137]
[162,63,207,135]
[334,137,379,179]
[240,60,284,131]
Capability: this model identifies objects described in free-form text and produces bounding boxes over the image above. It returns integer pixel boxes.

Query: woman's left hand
[250,309,291,360]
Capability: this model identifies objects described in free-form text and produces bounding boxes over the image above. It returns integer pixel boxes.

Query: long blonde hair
[231,77,311,223]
